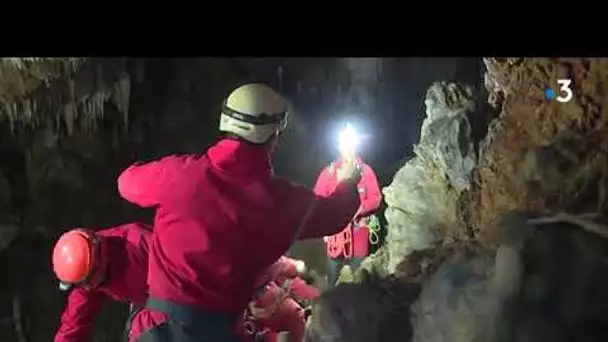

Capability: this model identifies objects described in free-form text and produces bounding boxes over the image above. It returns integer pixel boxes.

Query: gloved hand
[295,260,307,275]
[337,159,362,185]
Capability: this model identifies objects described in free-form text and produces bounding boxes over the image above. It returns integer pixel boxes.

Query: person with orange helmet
[52,222,152,342]
[242,256,319,342]
[314,123,382,286]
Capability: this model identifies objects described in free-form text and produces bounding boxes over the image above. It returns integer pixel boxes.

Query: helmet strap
[221,101,286,125]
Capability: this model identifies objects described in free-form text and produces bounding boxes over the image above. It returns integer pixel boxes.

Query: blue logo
[545,88,556,100]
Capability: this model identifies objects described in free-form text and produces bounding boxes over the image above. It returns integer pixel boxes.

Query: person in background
[52,222,152,342]
[314,124,382,286]
[243,256,319,342]
[118,83,362,342]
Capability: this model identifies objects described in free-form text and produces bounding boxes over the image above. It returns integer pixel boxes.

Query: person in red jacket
[243,256,319,342]
[51,222,152,342]
[118,83,362,342]
[314,123,382,286]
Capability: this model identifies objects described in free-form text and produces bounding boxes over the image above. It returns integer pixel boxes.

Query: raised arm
[54,287,106,342]
[312,167,331,197]
[117,154,194,208]
[297,181,360,240]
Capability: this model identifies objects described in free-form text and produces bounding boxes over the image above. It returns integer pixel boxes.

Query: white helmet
[219,83,288,144]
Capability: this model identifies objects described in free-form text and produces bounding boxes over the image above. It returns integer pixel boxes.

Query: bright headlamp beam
[338,123,360,154]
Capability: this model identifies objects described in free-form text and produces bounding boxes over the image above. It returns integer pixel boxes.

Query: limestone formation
[411,244,524,342]
[305,277,420,342]
[383,81,476,273]
[470,58,608,244]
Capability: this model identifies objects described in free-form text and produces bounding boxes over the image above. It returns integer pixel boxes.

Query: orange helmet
[52,229,103,290]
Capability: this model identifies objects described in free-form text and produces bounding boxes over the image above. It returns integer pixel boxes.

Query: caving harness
[244,278,296,341]
[138,196,319,342]
[123,303,143,341]
[324,161,381,259]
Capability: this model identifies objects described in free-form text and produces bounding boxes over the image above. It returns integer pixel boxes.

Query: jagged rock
[469,58,608,244]
[420,82,476,194]
[305,277,420,342]
[356,245,390,280]
[383,81,475,273]
[410,213,531,342]
[411,244,523,342]
[0,58,84,103]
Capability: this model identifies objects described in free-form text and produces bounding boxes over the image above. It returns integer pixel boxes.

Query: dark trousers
[134,298,240,342]
[326,257,364,286]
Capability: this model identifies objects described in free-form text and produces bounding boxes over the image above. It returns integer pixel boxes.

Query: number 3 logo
[556,79,573,103]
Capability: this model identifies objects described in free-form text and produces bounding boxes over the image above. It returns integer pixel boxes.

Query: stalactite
[63,102,76,135]
[111,74,131,134]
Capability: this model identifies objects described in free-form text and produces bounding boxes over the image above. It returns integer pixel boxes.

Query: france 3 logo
[545,79,573,103]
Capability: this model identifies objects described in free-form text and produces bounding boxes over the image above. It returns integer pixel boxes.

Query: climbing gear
[249,282,292,320]
[219,83,288,144]
[52,229,104,290]
[243,308,270,342]
[368,214,381,245]
[123,303,143,341]
[324,158,377,258]
[326,225,354,259]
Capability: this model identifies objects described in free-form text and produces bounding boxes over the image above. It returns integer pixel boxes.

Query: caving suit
[54,223,151,342]
[117,138,360,342]
[242,256,320,342]
[314,156,382,285]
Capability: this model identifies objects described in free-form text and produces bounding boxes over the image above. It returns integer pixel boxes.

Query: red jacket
[314,157,382,258]
[54,223,152,342]
[117,138,360,315]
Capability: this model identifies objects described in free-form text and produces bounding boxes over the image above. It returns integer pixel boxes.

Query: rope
[368,214,381,245]
[326,226,354,259]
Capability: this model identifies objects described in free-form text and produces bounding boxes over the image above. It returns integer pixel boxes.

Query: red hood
[208,138,273,179]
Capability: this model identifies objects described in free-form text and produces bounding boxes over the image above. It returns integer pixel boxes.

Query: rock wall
[470,58,608,244]
[312,58,608,342]
[382,82,477,273]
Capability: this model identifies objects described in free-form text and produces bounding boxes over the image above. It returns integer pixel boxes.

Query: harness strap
[145,297,237,328]
[123,303,143,341]
[326,225,355,259]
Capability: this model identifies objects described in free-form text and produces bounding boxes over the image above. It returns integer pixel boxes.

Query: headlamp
[338,123,360,155]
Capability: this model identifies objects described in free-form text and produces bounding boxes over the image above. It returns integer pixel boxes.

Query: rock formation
[382,81,476,274]
[310,58,608,342]
[470,58,608,245]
